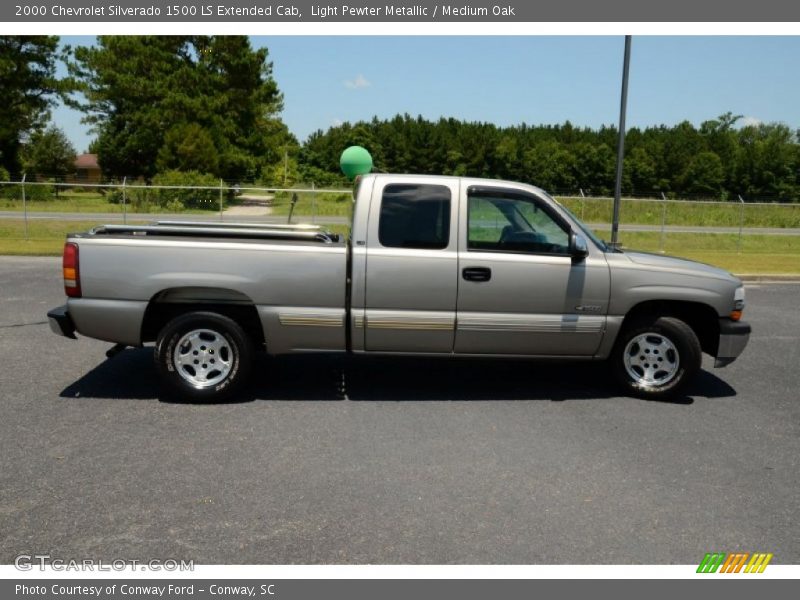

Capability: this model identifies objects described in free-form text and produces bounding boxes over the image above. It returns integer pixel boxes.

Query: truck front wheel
[611,316,701,399]
[155,311,253,402]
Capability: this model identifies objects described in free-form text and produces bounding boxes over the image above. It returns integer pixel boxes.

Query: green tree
[736,123,798,200]
[0,36,72,174]
[572,142,615,195]
[69,36,292,181]
[700,113,740,192]
[522,140,576,192]
[297,112,799,201]
[682,151,725,196]
[156,123,219,175]
[21,125,76,185]
[626,146,657,194]
[660,121,703,193]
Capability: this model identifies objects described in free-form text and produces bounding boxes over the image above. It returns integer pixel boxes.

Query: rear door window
[378,184,451,250]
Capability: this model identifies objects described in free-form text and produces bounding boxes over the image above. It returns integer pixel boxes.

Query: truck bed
[65,221,349,353]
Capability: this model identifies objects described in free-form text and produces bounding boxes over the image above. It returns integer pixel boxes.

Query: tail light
[63,242,81,298]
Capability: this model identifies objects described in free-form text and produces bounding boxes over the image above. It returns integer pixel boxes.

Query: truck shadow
[59,348,737,405]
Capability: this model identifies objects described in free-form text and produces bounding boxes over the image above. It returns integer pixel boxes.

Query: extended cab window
[468,192,570,255]
[379,184,451,249]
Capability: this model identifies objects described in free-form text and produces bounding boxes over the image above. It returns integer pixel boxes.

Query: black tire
[154,311,253,402]
[611,316,702,399]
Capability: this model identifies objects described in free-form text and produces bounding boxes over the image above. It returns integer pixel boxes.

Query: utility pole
[610,35,632,248]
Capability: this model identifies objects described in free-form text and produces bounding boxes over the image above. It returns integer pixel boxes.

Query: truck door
[455,185,610,356]
[363,178,459,353]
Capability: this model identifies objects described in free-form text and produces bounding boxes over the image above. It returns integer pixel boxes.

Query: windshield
[548,195,610,252]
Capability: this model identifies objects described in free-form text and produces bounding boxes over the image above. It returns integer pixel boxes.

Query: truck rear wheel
[611,316,701,399]
[155,311,253,402]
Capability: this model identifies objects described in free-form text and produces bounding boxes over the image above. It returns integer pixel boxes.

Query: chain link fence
[0,178,353,236]
[557,194,800,253]
[2,178,800,255]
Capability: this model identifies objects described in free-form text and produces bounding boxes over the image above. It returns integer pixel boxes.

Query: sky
[55,36,800,153]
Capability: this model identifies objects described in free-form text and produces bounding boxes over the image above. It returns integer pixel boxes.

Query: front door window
[467,193,570,255]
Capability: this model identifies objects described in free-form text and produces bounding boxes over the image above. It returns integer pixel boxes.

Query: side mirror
[570,231,589,259]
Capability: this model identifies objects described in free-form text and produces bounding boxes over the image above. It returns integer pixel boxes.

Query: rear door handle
[462,267,492,282]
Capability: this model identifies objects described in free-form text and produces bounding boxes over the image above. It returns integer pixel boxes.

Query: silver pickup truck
[48,174,750,401]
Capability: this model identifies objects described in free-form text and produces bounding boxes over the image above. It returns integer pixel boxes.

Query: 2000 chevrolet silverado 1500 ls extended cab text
[48,174,750,401]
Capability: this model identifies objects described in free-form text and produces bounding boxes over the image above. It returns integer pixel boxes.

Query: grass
[594,229,800,274]
[263,191,800,230]
[558,196,800,229]
[4,188,799,230]
[256,190,800,230]
[1,218,797,274]
[270,191,353,217]
[0,219,145,256]
[0,190,222,215]
[0,191,121,213]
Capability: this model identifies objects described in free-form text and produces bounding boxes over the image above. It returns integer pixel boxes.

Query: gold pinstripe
[278,314,343,328]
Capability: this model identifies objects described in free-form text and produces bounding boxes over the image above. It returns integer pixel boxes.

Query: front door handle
[462,267,492,282]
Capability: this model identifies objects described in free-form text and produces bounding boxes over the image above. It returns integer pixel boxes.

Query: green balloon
[340,146,373,179]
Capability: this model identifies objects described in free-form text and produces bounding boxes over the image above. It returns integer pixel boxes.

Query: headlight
[731,286,745,320]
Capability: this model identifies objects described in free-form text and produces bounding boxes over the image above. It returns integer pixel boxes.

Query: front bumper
[47,305,76,339]
[714,318,750,368]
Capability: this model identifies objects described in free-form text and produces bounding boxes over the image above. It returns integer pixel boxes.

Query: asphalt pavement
[1,256,798,564]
